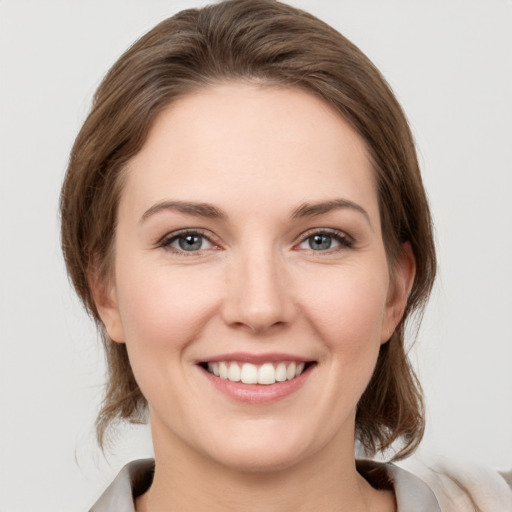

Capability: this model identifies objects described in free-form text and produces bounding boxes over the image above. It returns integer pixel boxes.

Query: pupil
[310,234,331,250]
[179,235,202,251]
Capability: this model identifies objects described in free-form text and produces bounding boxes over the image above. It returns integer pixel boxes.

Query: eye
[297,230,353,251]
[160,230,216,253]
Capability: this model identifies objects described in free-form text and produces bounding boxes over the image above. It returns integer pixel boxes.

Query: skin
[94,83,414,512]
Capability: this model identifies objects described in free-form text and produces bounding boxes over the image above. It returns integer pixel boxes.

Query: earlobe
[88,267,125,343]
[382,241,416,344]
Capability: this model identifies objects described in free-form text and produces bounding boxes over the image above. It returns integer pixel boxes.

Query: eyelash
[157,228,354,255]
[296,228,354,252]
[158,229,219,256]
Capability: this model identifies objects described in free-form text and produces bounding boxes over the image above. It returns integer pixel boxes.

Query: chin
[200,424,323,474]
[211,444,308,474]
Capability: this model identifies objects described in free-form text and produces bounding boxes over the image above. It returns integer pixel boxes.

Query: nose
[221,244,295,334]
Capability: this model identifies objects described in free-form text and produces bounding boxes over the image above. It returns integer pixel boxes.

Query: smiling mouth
[200,361,315,385]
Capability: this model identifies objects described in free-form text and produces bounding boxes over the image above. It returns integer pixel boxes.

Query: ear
[381,241,416,344]
[88,266,125,343]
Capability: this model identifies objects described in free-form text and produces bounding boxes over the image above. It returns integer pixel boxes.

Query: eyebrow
[141,198,372,228]
[291,199,373,229]
[141,200,227,222]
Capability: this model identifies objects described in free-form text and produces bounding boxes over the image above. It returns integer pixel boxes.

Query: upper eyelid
[296,227,352,242]
[155,227,352,249]
[294,228,354,251]
[158,228,220,247]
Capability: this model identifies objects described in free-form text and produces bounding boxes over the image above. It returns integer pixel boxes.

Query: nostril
[227,317,289,335]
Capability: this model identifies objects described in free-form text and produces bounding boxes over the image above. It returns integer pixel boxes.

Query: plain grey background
[1,1,511,511]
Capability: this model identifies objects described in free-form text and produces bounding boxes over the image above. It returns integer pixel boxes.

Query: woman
[60,1,511,510]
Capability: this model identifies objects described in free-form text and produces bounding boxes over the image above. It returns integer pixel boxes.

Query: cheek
[113,257,225,411]
[298,263,390,353]
[290,263,391,434]
[114,256,222,351]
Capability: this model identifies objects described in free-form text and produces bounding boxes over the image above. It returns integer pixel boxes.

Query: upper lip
[196,352,314,364]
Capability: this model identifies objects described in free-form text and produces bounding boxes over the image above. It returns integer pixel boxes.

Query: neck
[136,423,394,512]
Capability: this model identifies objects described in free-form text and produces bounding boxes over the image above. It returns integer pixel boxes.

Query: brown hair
[60,0,436,459]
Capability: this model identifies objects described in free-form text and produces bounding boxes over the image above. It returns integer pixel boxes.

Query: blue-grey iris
[309,234,332,250]
[179,235,203,251]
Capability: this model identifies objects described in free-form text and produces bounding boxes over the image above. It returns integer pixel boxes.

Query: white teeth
[275,362,287,382]
[206,361,308,384]
[258,363,276,385]
[208,362,220,376]
[240,363,258,384]
[228,362,241,382]
[219,361,228,379]
[286,362,296,380]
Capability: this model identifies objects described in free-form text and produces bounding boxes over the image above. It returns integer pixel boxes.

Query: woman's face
[97,83,412,471]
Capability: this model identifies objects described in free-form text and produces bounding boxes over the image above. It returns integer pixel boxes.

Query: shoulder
[90,458,512,512]
[89,459,154,512]
[395,458,512,512]
[358,459,442,511]
[358,458,512,512]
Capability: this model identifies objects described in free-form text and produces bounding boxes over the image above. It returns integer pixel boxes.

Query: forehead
[121,83,378,222]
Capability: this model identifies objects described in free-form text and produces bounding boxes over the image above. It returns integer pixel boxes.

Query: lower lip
[200,366,313,404]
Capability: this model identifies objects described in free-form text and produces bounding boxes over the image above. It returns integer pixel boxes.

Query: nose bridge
[223,239,293,332]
